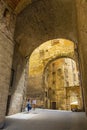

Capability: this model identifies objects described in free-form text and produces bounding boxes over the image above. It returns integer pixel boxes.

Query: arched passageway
[26,39,84,111]
[0,0,87,128]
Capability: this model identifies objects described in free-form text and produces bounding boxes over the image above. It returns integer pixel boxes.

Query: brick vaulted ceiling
[4,0,21,10]
[3,0,38,14]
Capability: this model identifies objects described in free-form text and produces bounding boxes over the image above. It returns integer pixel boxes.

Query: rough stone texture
[3,0,37,14]
[76,0,87,113]
[63,58,80,87]
[15,0,32,14]
[0,0,16,128]
[29,39,75,76]
[15,0,77,57]
[13,0,78,112]
[7,0,87,116]
[0,0,87,127]
[12,0,81,113]
[28,39,75,107]
[44,58,82,110]
[8,44,27,115]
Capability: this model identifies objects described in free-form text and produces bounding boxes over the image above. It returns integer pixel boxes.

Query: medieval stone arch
[0,0,87,128]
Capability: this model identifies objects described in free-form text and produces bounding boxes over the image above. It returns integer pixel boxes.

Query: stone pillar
[8,45,27,115]
[8,67,26,114]
[0,32,14,128]
[22,60,30,110]
[76,0,87,113]
[0,1,16,128]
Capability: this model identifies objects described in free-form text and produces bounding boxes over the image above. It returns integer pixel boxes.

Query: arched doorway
[7,38,84,115]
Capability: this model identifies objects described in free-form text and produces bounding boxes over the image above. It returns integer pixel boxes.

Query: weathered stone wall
[76,0,87,113]
[0,0,16,128]
[44,58,82,110]
[28,39,75,107]
[15,0,77,57]
[28,75,43,98]
[10,0,87,115]
[0,0,87,126]
[14,0,79,110]
[8,44,27,115]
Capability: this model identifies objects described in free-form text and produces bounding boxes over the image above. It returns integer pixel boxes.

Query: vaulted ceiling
[15,0,77,57]
[4,0,20,10]
[3,0,38,14]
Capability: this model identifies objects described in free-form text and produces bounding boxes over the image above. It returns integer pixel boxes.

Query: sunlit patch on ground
[6,110,39,120]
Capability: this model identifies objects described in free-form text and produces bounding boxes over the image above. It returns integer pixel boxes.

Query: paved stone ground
[3,109,87,130]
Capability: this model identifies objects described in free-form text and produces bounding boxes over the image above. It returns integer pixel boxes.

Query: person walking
[32,99,36,110]
[26,99,31,112]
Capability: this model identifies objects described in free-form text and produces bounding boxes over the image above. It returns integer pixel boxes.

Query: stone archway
[27,39,83,109]
[8,0,78,116]
[15,0,77,57]
[0,0,87,129]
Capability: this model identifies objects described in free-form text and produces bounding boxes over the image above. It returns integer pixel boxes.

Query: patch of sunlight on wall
[29,39,74,77]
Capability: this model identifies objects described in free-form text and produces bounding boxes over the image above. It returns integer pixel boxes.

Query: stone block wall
[0,0,16,128]
[44,58,82,110]
[8,44,27,115]
[15,0,78,57]
[76,0,87,113]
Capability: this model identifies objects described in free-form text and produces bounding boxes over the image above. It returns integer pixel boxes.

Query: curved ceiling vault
[3,0,39,13]
[14,0,77,57]
[29,39,75,77]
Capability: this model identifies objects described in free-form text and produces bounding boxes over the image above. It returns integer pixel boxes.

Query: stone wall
[76,0,87,113]
[28,39,75,107]
[14,0,79,110]
[15,0,77,57]
[44,58,82,110]
[0,0,16,128]
[8,44,27,115]
[0,0,87,127]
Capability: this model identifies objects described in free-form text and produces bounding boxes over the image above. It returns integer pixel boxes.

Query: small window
[45,92,47,97]
[52,71,55,75]
[53,81,55,84]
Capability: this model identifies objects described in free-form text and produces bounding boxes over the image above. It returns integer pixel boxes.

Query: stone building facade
[44,58,82,110]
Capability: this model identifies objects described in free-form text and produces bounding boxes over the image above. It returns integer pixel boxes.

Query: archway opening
[27,38,84,111]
